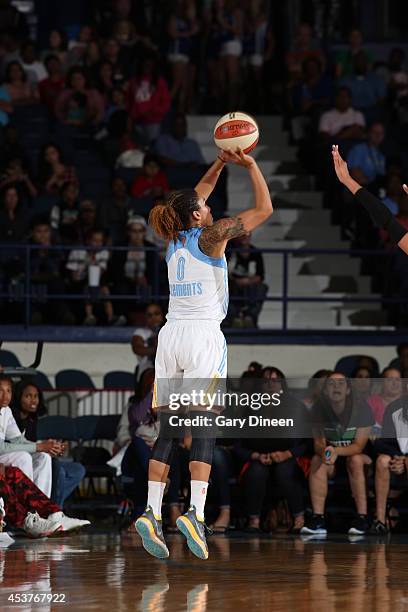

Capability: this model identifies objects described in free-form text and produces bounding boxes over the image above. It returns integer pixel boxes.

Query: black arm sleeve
[354,187,407,244]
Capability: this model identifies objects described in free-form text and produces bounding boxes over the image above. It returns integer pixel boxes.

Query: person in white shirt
[319,86,365,139]
[0,375,61,497]
[66,228,126,326]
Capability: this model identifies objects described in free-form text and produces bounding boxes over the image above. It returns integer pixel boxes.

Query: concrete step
[273,192,324,208]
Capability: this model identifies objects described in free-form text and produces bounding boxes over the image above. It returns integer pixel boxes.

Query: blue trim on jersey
[222,267,229,315]
[217,339,227,375]
[166,228,227,269]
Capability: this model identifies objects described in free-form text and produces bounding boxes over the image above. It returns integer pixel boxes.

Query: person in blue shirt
[347,122,386,188]
[154,113,205,167]
[340,52,386,122]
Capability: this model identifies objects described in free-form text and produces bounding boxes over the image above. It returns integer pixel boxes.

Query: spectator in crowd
[301,372,374,536]
[382,172,403,215]
[335,29,373,78]
[40,29,69,68]
[0,155,37,198]
[75,199,99,244]
[18,40,47,84]
[96,60,115,101]
[55,66,105,127]
[0,374,59,498]
[155,113,205,167]
[102,38,127,86]
[50,181,80,237]
[291,57,332,118]
[347,122,386,192]
[243,0,272,112]
[131,303,164,381]
[372,384,408,534]
[99,177,131,244]
[237,367,308,533]
[167,0,199,112]
[286,23,325,87]
[130,153,169,200]
[38,55,66,114]
[227,232,267,327]
[389,342,408,371]
[109,216,156,307]
[303,370,332,409]
[216,0,244,108]
[0,81,13,126]
[27,217,72,325]
[0,184,28,243]
[11,380,86,507]
[126,53,171,144]
[319,86,365,141]
[66,228,125,326]
[38,143,78,195]
[81,41,101,78]
[4,61,39,105]
[67,25,95,65]
[368,368,402,429]
[340,52,386,120]
[351,366,373,403]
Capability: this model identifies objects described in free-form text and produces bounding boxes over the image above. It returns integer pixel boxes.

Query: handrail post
[282,251,288,331]
[24,245,31,329]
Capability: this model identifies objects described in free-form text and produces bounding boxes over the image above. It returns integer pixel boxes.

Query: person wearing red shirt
[38,55,65,114]
[126,53,171,144]
[131,154,169,199]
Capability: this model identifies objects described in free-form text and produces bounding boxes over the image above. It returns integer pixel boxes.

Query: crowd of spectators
[288,26,408,326]
[115,342,408,535]
[2,3,408,327]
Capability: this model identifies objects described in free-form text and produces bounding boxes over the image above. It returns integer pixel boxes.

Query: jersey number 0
[176,256,186,281]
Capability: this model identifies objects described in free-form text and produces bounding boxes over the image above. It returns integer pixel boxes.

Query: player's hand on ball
[331,144,352,185]
[218,148,255,169]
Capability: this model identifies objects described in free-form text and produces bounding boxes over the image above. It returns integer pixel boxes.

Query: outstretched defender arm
[199,149,273,257]
[331,144,408,255]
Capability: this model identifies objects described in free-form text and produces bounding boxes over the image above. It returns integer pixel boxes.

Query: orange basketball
[214,112,259,153]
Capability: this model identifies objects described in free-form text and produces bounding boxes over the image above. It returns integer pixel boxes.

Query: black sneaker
[348,514,369,535]
[300,514,327,535]
[370,520,389,535]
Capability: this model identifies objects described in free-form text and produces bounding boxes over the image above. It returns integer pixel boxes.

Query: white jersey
[166,227,228,322]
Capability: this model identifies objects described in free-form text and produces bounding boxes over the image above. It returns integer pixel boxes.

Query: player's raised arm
[199,149,273,257]
[194,157,226,202]
[331,144,408,255]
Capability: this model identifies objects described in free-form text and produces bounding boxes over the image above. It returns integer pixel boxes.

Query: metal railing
[0,243,404,331]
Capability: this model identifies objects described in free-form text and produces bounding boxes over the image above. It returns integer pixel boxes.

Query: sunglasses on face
[146,311,161,317]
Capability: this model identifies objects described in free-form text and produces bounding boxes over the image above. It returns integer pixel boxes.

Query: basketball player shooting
[135,147,273,560]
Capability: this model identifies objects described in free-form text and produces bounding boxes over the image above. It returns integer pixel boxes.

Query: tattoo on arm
[198,217,247,255]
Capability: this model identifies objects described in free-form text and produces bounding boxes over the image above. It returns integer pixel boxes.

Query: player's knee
[152,437,178,465]
[36,451,52,466]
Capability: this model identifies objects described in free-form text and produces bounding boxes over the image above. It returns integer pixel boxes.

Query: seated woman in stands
[4,61,39,106]
[38,143,78,196]
[11,379,86,508]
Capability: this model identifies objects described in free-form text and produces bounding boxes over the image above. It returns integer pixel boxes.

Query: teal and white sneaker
[135,506,169,559]
[176,506,211,560]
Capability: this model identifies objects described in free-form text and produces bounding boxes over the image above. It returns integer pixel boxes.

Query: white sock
[147,481,166,519]
[190,480,208,521]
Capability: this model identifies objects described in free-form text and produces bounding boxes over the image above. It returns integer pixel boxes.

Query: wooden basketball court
[1,532,408,611]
